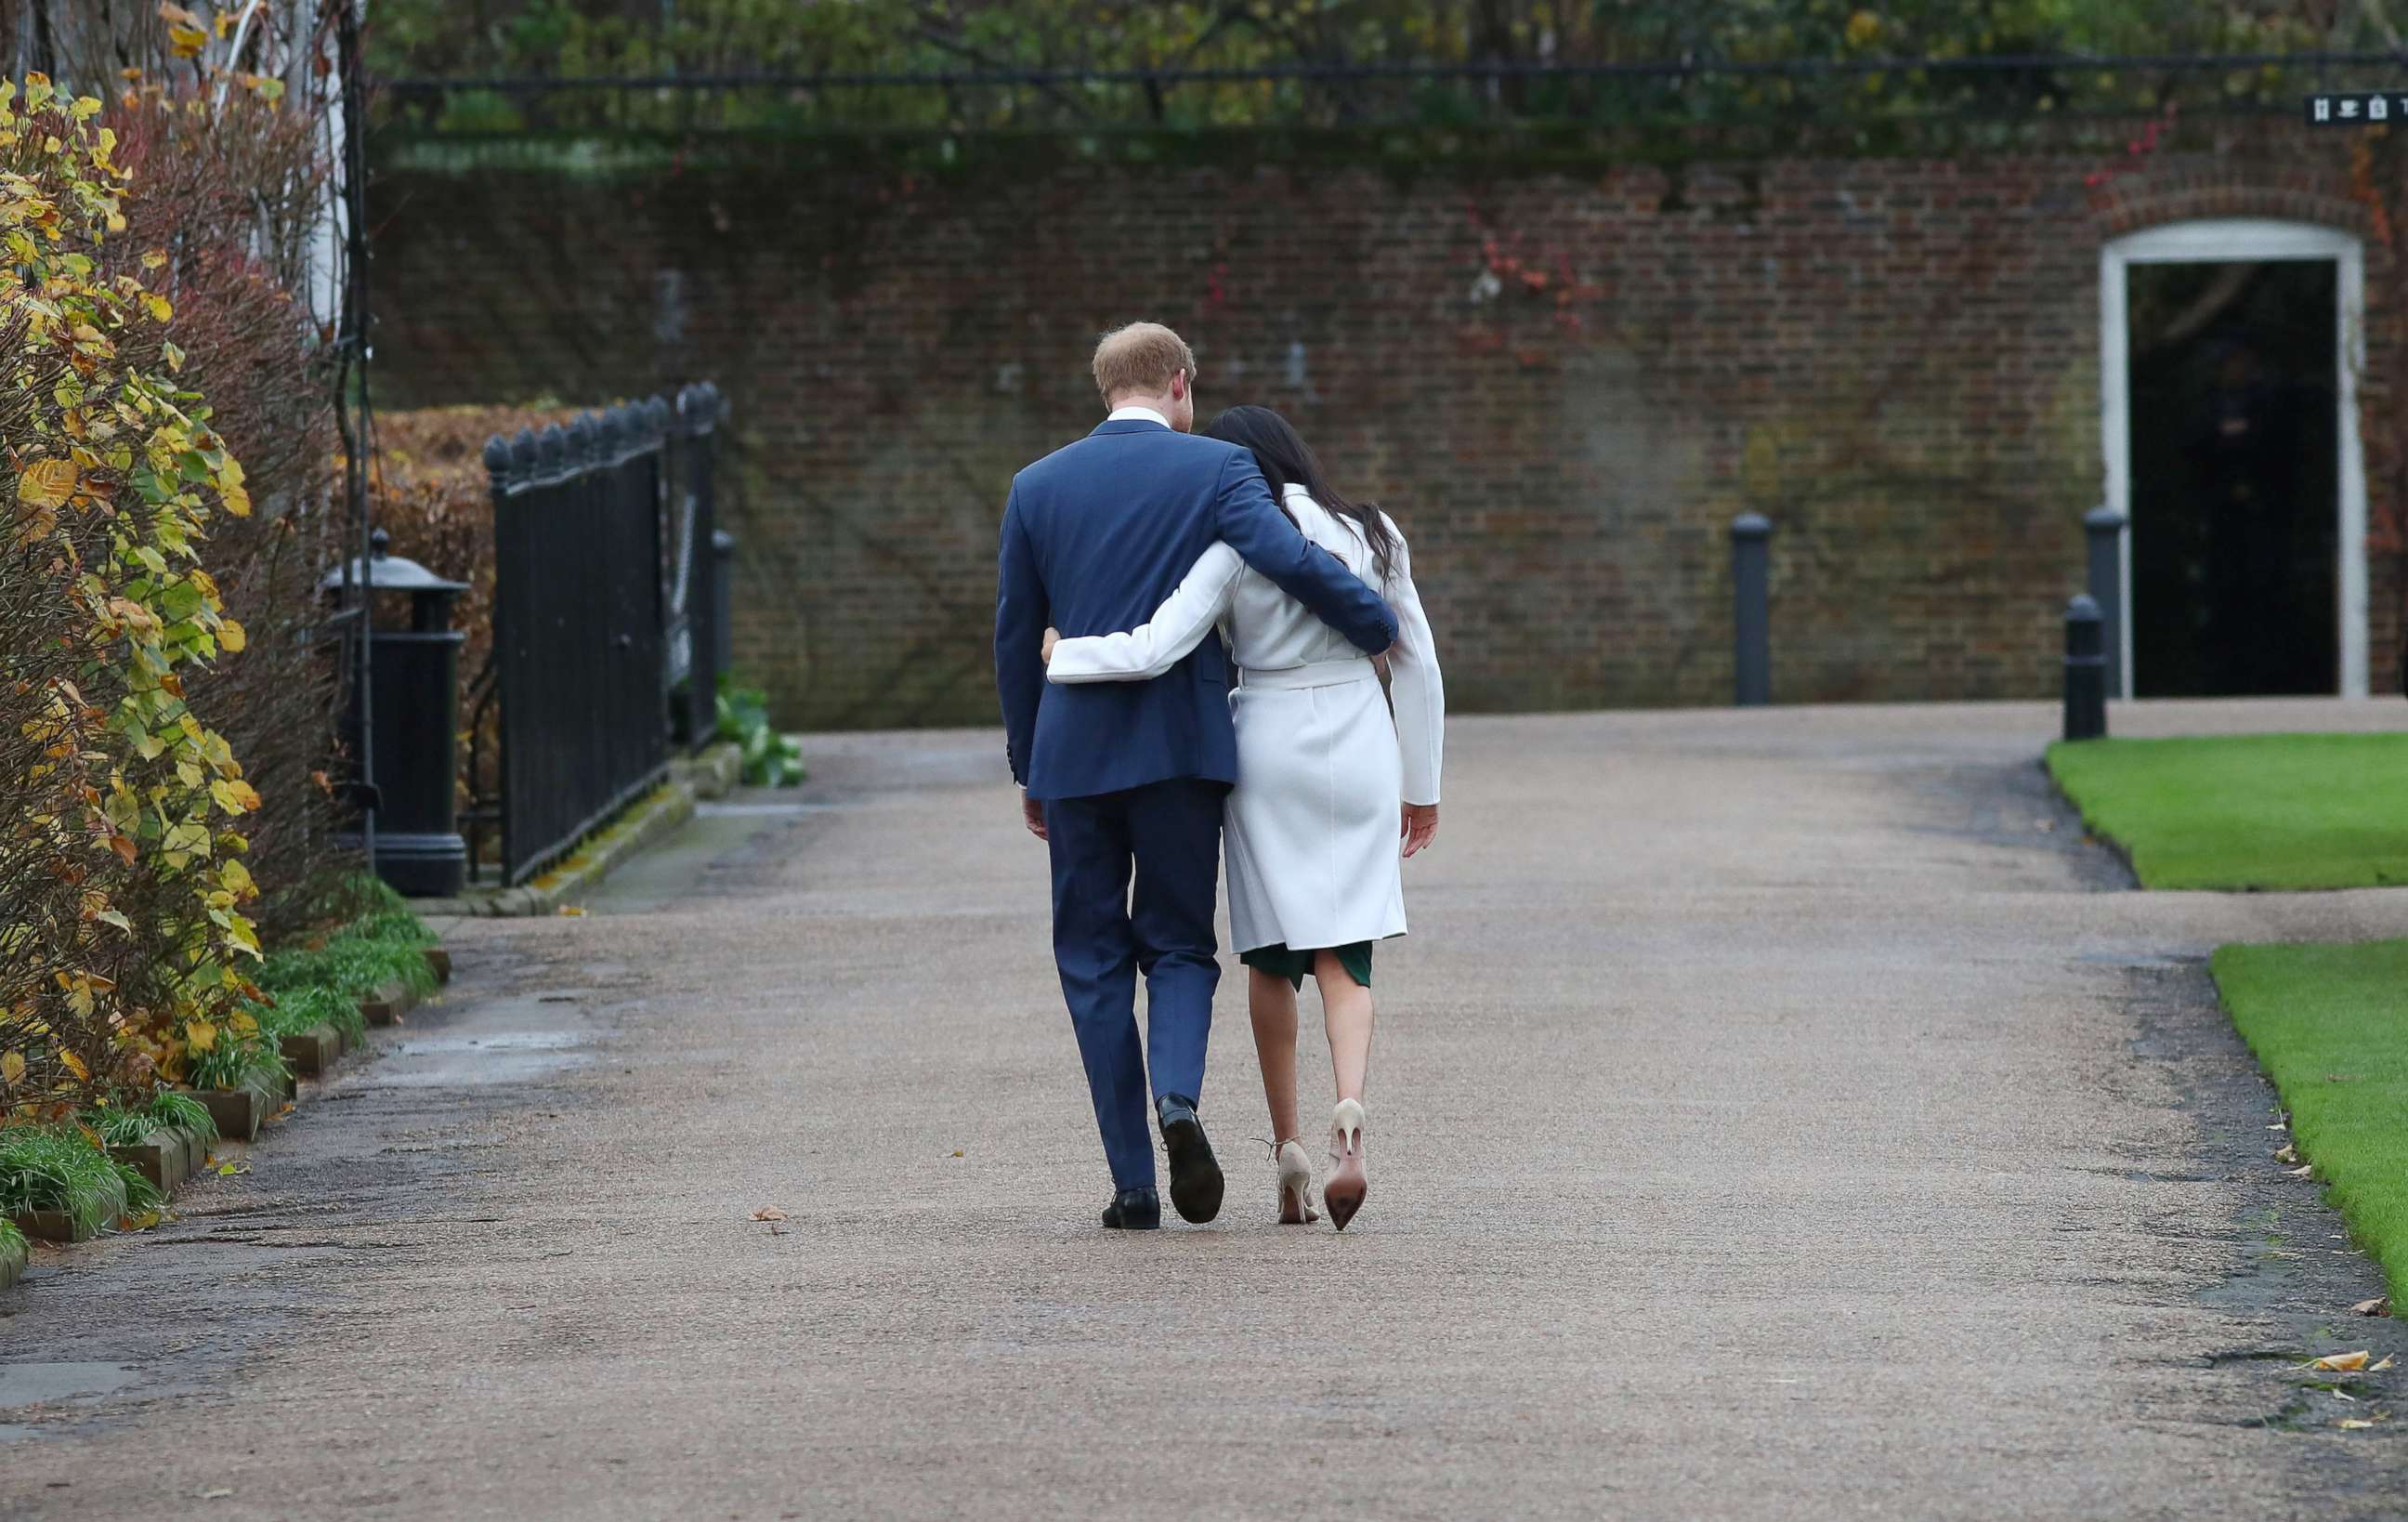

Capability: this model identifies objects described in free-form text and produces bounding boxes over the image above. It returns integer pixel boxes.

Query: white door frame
[2099,218,2369,699]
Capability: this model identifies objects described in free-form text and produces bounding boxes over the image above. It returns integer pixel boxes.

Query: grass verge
[242,873,440,1048]
[2215,939,2408,1305]
[0,1126,162,1237]
[2047,732,2408,890]
[89,1092,218,1152]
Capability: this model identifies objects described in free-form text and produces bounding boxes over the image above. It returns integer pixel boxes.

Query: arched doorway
[2099,219,2368,699]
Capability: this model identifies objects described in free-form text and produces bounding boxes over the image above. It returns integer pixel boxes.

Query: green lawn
[2047,733,2408,890]
[2215,940,2408,1306]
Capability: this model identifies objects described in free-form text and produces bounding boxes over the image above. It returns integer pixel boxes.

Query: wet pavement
[2,700,2406,1519]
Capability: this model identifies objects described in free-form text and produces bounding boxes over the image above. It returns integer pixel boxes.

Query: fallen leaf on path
[2286,1164,2314,1179]
[200,1489,233,1500]
[951,1148,964,1158]
[752,1207,787,1222]
[216,1161,249,1176]
[2273,1145,2299,1164]
[2375,1356,2397,1371]
[2310,1351,2371,1372]
[2339,1418,2377,1430]
[2269,1120,2290,1131]
[2352,1298,2389,1317]
[557,905,586,917]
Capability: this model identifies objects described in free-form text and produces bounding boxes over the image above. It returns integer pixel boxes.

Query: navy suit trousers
[1043,778,1225,1191]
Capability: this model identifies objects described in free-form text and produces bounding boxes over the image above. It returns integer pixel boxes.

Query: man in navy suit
[995,323,1398,1229]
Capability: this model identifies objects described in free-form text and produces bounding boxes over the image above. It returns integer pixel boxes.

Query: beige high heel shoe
[1324,1099,1368,1231]
[1274,1138,1319,1225]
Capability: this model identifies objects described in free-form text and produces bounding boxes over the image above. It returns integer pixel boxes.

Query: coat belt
[1239,658,1379,690]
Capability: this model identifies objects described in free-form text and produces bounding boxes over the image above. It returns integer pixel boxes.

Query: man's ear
[1171,369,1189,403]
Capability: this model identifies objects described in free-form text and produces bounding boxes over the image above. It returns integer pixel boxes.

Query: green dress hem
[1239,940,1373,991]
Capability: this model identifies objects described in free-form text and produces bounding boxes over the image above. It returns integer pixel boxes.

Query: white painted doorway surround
[2098,218,2369,699]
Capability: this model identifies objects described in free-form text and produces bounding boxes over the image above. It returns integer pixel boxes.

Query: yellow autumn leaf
[2310,1350,2372,1372]
[59,1049,87,1081]
[217,618,246,652]
[185,1019,216,1054]
[17,456,75,507]
[0,1051,23,1085]
[143,292,172,323]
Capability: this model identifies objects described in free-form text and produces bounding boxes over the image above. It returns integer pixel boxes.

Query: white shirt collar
[1106,404,1172,429]
[1279,482,1314,502]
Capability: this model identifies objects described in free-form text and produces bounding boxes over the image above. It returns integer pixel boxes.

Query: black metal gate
[478,384,725,886]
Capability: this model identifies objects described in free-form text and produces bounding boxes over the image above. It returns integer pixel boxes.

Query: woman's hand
[1401,803,1438,859]
[1040,626,1061,664]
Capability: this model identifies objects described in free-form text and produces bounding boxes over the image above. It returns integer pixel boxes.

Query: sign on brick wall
[2306,92,2408,126]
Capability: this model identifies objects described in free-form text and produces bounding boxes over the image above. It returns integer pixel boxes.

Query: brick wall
[372,125,2404,728]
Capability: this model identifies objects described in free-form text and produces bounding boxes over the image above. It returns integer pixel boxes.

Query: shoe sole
[1161,1114,1224,1224]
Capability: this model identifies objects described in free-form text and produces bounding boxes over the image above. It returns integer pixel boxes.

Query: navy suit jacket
[996,418,1399,802]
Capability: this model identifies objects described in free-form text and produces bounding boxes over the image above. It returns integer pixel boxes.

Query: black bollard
[2082,506,2127,700]
[2062,594,2108,741]
[712,529,736,680]
[1731,512,1772,706]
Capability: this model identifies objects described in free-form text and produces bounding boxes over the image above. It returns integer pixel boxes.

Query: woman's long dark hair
[1206,405,1400,584]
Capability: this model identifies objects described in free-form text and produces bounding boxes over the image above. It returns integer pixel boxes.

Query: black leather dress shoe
[1156,1095,1224,1224]
[1102,1187,1160,1229]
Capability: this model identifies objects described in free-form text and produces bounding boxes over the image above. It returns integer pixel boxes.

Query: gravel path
[4,700,2405,1519]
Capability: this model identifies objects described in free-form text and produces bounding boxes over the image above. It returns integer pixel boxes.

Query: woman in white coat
[1042,406,1443,1231]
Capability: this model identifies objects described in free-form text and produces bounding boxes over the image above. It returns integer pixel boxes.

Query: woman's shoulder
[1280,484,1363,540]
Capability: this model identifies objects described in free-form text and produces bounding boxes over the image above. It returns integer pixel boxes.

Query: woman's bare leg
[1314,951,1375,1104]
[1249,967,1302,1145]
[1314,951,1375,1229]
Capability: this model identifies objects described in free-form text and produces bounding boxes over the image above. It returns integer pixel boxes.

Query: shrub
[105,82,347,941]
[0,76,266,1116]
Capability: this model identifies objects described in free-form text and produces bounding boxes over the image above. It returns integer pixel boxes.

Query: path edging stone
[109,1128,192,1194]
